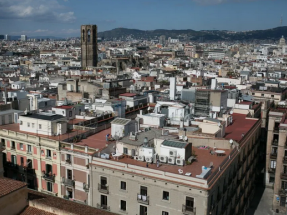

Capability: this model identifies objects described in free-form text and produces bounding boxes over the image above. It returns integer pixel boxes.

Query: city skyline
[0,0,286,37]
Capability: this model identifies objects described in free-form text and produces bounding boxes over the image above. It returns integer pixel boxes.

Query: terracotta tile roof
[20,206,56,215]
[0,178,26,198]
[28,190,116,215]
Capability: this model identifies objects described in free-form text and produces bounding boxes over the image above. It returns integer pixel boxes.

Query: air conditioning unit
[169,150,177,157]
[145,157,152,163]
[176,158,184,166]
[138,155,145,162]
[159,155,167,163]
[168,157,175,165]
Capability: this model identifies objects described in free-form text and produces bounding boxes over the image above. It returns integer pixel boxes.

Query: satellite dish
[229,139,233,144]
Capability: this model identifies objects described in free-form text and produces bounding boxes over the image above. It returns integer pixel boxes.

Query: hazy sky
[0,0,286,37]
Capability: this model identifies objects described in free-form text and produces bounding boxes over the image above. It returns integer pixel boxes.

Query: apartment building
[89,112,261,215]
[265,109,287,213]
[0,112,79,197]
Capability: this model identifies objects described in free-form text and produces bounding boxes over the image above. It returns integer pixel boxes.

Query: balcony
[281,173,287,180]
[274,127,280,133]
[182,205,196,215]
[98,184,109,194]
[46,156,52,160]
[27,151,32,155]
[42,173,55,182]
[65,159,71,164]
[62,177,75,187]
[270,153,277,159]
[5,162,18,170]
[96,203,110,211]
[83,182,89,192]
[137,194,149,205]
[283,157,287,164]
[11,146,16,151]
[279,189,287,196]
[272,141,278,146]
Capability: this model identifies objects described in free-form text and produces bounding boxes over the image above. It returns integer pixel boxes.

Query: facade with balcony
[60,142,93,205]
[0,126,62,197]
[266,110,287,213]
[89,113,262,215]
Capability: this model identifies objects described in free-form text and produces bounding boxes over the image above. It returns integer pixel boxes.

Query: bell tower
[81,25,98,69]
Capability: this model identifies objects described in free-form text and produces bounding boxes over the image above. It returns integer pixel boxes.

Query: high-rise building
[4,34,11,41]
[81,25,98,69]
[21,35,27,41]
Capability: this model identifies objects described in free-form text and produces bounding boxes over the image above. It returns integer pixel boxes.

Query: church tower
[81,25,98,69]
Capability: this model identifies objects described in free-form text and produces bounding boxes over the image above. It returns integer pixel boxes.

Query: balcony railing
[283,157,287,164]
[27,151,32,155]
[42,173,55,182]
[279,189,287,196]
[182,205,196,215]
[98,184,109,194]
[83,182,89,192]
[65,159,71,164]
[272,141,278,146]
[270,153,277,159]
[281,173,287,180]
[137,194,149,205]
[274,127,280,133]
[62,177,75,187]
[96,203,110,211]
[11,146,16,150]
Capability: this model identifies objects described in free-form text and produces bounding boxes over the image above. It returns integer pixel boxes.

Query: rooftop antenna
[281,15,283,27]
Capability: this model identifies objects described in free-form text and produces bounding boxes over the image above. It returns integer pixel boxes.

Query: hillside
[98,26,287,41]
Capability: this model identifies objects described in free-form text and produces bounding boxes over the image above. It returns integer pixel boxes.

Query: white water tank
[148,93,154,103]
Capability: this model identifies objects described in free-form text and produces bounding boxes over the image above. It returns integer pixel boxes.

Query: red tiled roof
[0,178,26,198]
[20,207,56,215]
[27,190,115,215]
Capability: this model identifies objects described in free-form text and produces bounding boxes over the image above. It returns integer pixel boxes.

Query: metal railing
[83,182,89,192]
[62,177,75,187]
[98,184,109,194]
[137,193,149,205]
[96,203,110,211]
[42,173,55,182]
[182,205,196,215]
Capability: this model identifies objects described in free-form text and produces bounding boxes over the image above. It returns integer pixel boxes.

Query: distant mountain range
[9,36,63,40]
[97,26,287,41]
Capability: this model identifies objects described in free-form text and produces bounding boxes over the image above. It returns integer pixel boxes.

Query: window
[140,205,147,215]
[45,164,52,175]
[62,111,65,114]
[252,93,255,95]
[271,161,276,169]
[261,94,264,97]
[21,157,24,166]
[11,155,16,165]
[120,200,126,211]
[101,176,107,185]
[2,116,5,124]
[269,176,275,183]
[27,159,32,168]
[67,169,72,180]
[185,197,195,212]
[140,186,147,196]
[163,191,169,200]
[20,143,23,150]
[69,111,72,117]
[32,123,35,128]
[123,147,128,154]
[20,120,23,125]
[39,124,42,129]
[162,212,169,215]
[27,122,30,127]
[46,149,51,158]
[1,138,5,145]
[120,181,126,190]
[47,182,52,192]
[271,95,274,98]
[280,197,286,207]
[67,154,71,162]
[8,115,12,123]
[28,145,32,153]
[101,195,108,207]
[68,190,73,198]
[45,102,47,106]
[11,141,15,149]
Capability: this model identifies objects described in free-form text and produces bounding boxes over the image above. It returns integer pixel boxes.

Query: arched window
[87,29,91,42]
[82,29,85,42]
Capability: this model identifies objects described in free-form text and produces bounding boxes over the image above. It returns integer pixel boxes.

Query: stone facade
[81,25,98,69]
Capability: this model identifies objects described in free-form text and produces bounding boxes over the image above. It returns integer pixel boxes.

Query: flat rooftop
[115,146,231,179]
[224,113,258,142]
[20,113,65,121]
[74,128,114,151]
